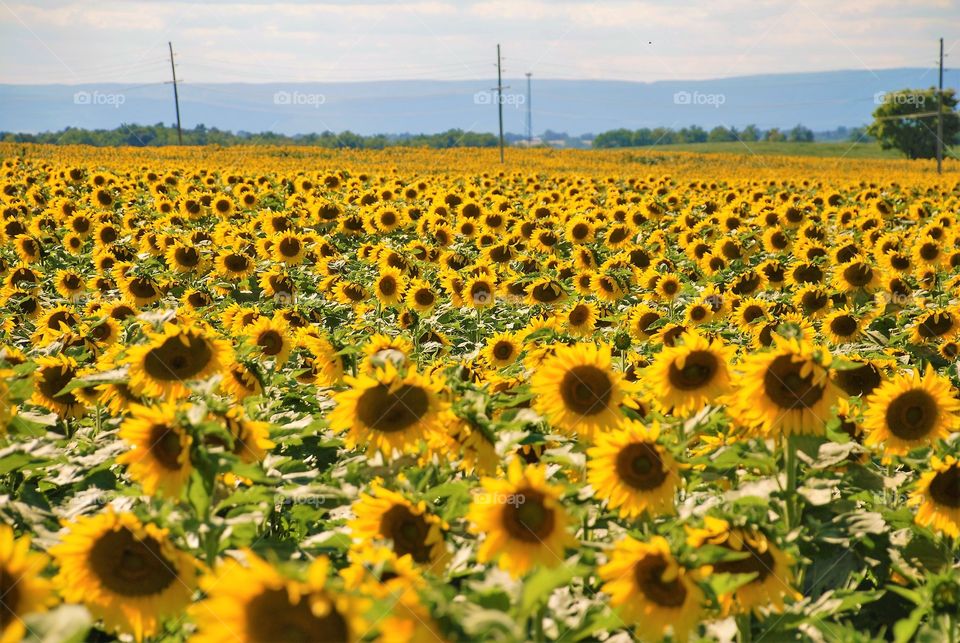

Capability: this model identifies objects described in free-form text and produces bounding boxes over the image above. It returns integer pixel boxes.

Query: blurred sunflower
[587,420,679,519]
[0,525,55,643]
[126,323,231,399]
[909,454,960,537]
[646,330,734,416]
[599,535,703,643]
[116,402,192,499]
[189,552,364,643]
[467,459,574,578]
[349,485,449,568]
[50,511,197,642]
[686,516,799,615]
[731,336,836,437]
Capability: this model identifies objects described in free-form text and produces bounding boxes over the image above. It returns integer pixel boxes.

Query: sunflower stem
[784,434,799,530]
[737,613,752,643]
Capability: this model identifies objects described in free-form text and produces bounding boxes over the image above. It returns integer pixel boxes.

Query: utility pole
[496,44,504,163]
[937,37,944,174]
[168,41,183,145]
[525,72,532,144]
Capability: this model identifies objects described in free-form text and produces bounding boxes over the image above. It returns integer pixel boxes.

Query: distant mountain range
[1,68,956,137]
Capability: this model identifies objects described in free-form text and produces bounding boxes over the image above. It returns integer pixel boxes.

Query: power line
[496,44,504,163]
[937,37,944,174]
[168,42,183,145]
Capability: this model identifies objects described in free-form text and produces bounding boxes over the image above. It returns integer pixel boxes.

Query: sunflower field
[1,143,959,642]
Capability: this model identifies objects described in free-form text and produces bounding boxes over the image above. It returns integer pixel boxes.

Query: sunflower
[30,354,85,418]
[50,511,197,641]
[482,331,521,368]
[361,333,413,373]
[731,336,836,437]
[375,267,407,308]
[0,525,55,643]
[821,308,865,345]
[863,366,960,458]
[405,279,437,313]
[116,402,192,499]
[221,407,275,463]
[272,231,307,265]
[686,516,799,615]
[349,485,449,568]
[247,314,292,364]
[219,360,264,400]
[467,459,575,578]
[126,323,231,399]
[562,300,597,337]
[214,249,256,280]
[165,241,204,273]
[527,277,568,306]
[530,343,625,439]
[463,275,496,309]
[587,420,679,519]
[328,363,449,457]
[598,535,703,643]
[646,331,734,417]
[910,308,959,344]
[189,552,364,643]
[909,454,960,537]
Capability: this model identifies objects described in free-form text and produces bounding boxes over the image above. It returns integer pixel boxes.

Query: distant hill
[1,68,956,137]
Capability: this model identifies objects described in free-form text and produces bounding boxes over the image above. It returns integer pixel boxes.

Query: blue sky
[1,0,957,84]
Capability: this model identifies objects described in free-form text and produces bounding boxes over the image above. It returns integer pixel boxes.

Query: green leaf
[187,469,211,517]
[519,564,589,618]
[893,605,928,643]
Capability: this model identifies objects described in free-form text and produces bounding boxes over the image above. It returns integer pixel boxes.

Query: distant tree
[678,126,707,143]
[632,129,655,146]
[593,128,634,148]
[788,124,814,142]
[765,128,785,142]
[847,126,872,142]
[708,126,737,142]
[867,88,959,159]
[740,124,761,142]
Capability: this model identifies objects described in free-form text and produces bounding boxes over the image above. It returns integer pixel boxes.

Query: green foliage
[867,88,960,159]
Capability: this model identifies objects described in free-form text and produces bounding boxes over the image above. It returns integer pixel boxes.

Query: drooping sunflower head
[598,535,703,643]
[530,342,625,439]
[50,511,197,642]
[587,419,679,519]
[863,366,960,458]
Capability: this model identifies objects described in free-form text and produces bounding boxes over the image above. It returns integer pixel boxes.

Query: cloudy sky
[1,0,957,85]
